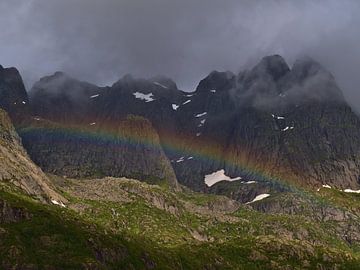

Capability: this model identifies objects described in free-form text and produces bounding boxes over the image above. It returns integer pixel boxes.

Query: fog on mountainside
[1,0,360,111]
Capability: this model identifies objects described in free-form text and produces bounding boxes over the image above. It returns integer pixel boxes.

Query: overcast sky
[1,0,360,108]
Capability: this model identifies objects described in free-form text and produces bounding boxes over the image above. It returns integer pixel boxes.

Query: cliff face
[0,108,64,202]
[0,65,29,125]
[19,115,178,190]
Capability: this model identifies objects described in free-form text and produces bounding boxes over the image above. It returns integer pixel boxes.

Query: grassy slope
[0,179,360,270]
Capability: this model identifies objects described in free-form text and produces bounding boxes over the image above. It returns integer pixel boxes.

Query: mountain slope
[0,108,64,203]
[1,175,360,269]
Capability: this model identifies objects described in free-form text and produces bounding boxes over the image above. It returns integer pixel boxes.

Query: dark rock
[196,70,235,93]
[0,66,29,124]
[0,199,32,223]
[19,115,179,189]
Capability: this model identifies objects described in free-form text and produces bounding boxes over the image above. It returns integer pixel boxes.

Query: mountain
[0,59,360,269]
[15,56,360,205]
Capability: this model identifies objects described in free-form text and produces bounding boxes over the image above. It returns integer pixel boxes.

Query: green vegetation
[0,178,360,269]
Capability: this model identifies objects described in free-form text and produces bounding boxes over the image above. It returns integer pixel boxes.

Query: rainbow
[19,116,304,194]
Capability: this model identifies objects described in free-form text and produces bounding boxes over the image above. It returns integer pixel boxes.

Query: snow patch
[322,184,332,189]
[133,92,155,102]
[153,82,168,89]
[90,94,100,99]
[246,194,270,204]
[198,119,206,127]
[195,112,207,118]
[51,200,66,208]
[196,132,201,137]
[281,126,294,132]
[33,117,41,121]
[243,181,256,184]
[210,89,216,93]
[204,169,242,187]
[89,122,96,126]
[176,157,185,163]
[343,189,360,194]
[172,104,179,110]
[185,94,194,97]
[272,114,285,120]
[183,100,191,105]
[22,101,26,104]
[187,156,194,160]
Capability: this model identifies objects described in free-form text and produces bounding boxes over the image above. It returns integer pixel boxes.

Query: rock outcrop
[0,65,29,124]
[0,108,65,203]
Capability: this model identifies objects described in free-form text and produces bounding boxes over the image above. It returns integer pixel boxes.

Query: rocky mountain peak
[149,75,178,90]
[252,55,290,82]
[291,57,332,82]
[233,56,290,103]
[30,72,100,124]
[0,65,29,124]
[280,56,345,103]
[33,71,93,94]
[196,70,235,92]
[0,66,26,89]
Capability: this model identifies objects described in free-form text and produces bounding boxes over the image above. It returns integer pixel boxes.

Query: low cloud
[1,0,360,109]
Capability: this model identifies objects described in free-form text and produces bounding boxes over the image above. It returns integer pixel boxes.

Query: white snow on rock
[272,114,285,120]
[317,184,332,192]
[204,169,242,187]
[22,101,26,104]
[279,93,286,97]
[133,92,155,102]
[187,156,194,160]
[185,94,194,97]
[196,132,201,137]
[343,189,360,194]
[51,200,66,208]
[246,194,270,204]
[243,181,256,184]
[33,117,41,121]
[281,126,294,132]
[89,122,96,126]
[195,112,207,118]
[176,157,185,163]
[210,89,216,93]
[153,82,168,88]
[90,94,100,99]
[172,104,179,110]
[198,119,206,127]
[183,100,191,105]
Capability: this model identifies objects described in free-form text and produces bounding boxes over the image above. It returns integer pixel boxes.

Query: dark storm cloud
[1,0,360,108]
